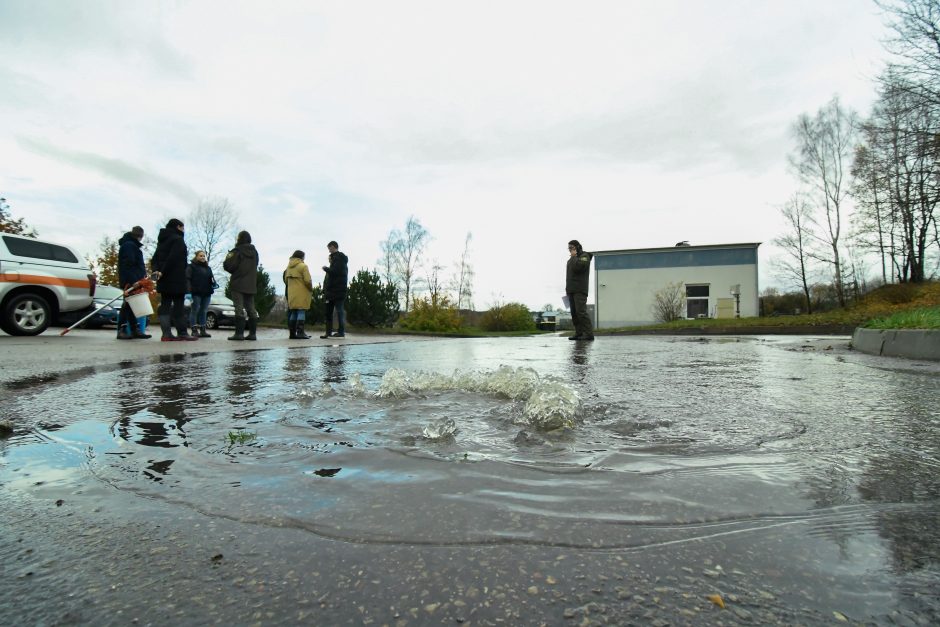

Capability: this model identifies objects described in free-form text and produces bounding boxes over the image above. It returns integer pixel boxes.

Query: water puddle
[1,337,939,559]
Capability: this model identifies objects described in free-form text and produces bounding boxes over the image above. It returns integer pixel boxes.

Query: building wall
[594,246,759,328]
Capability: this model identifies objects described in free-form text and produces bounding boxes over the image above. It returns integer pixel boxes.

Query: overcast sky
[0,0,891,308]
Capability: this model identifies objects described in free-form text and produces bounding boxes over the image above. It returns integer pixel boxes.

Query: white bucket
[126,293,154,317]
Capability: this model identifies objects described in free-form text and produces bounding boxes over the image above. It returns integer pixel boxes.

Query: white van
[0,233,97,336]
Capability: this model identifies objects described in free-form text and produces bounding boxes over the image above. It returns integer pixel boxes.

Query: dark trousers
[568,291,593,338]
[324,298,345,335]
[158,293,187,336]
[117,301,134,334]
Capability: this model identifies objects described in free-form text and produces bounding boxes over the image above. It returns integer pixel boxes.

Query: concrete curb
[851,328,940,361]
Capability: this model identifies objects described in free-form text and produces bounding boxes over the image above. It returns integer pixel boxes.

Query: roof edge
[592,242,762,255]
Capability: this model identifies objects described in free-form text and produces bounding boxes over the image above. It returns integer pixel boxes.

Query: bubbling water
[377,365,581,431]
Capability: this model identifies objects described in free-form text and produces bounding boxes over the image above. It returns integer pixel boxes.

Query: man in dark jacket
[320,241,348,339]
[151,218,197,341]
[116,225,150,339]
[566,239,594,341]
[223,230,260,341]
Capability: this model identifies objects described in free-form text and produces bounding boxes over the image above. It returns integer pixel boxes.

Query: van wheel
[206,312,218,329]
[4,293,52,336]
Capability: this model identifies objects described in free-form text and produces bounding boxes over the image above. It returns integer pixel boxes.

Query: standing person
[320,240,348,339]
[151,218,197,341]
[116,225,151,339]
[566,239,594,341]
[223,230,259,341]
[283,250,313,339]
[186,250,216,338]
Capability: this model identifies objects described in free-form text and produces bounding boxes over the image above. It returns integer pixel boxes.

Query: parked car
[183,294,238,329]
[0,233,96,336]
[84,285,124,328]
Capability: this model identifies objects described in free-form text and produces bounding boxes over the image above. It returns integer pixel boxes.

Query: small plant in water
[227,430,257,445]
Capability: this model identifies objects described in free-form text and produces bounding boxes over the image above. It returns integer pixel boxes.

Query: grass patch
[602,281,940,333]
[865,307,940,329]
[227,430,257,445]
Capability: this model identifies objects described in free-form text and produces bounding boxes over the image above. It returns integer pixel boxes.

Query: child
[186,250,216,338]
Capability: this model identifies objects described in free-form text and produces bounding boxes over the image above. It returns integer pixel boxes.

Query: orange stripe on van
[0,273,91,289]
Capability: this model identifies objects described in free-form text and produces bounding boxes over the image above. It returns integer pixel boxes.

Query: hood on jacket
[157,227,180,244]
[287,256,304,268]
[119,232,142,247]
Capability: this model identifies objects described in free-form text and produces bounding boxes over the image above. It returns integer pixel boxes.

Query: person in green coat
[566,239,594,341]
[283,250,313,339]
[223,230,259,341]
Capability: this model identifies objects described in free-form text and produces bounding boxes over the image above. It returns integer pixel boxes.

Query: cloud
[16,136,198,204]
[0,0,190,78]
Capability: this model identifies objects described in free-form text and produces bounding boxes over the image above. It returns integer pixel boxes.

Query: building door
[686,284,709,318]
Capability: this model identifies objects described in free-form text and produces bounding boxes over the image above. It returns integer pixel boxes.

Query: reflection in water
[226,350,261,399]
[321,347,347,384]
[283,349,313,385]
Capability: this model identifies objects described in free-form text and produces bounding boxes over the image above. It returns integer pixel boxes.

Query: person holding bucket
[116,226,151,339]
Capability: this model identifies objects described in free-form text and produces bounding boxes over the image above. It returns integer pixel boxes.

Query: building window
[686,284,709,318]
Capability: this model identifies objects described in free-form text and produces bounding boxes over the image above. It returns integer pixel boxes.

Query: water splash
[422,417,458,440]
[522,381,581,431]
[376,366,580,431]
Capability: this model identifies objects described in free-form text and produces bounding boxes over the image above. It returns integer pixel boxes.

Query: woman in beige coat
[283,250,313,339]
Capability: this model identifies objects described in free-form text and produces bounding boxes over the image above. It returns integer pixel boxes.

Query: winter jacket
[223,243,259,294]
[118,232,147,288]
[565,250,592,295]
[283,256,313,310]
[322,251,348,301]
[151,227,188,294]
[186,260,216,296]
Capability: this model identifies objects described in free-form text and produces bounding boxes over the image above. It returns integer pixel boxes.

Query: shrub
[400,294,462,332]
[479,302,535,332]
[347,269,400,327]
[651,282,684,322]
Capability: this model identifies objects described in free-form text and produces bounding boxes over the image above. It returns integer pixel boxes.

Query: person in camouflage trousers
[566,239,594,341]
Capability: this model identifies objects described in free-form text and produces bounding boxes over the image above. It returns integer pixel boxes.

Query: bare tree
[790,96,858,305]
[187,197,239,277]
[450,231,474,310]
[878,0,940,105]
[773,194,817,314]
[394,216,429,313]
[854,70,940,282]
[424,259,445,302]
[378,232,401,287]
[851,140,894,284]
[650,282,684,323]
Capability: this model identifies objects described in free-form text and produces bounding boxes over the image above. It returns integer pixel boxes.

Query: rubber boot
[198,326,211,338]
[228,318,245,341]
[245,317,258,341]
[288,320,297,339]
[296,320,311,339]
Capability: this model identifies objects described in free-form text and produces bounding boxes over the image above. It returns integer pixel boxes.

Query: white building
[593,242,760,328]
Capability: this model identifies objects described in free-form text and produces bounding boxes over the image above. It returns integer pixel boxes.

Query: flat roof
[592,242,761,255]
